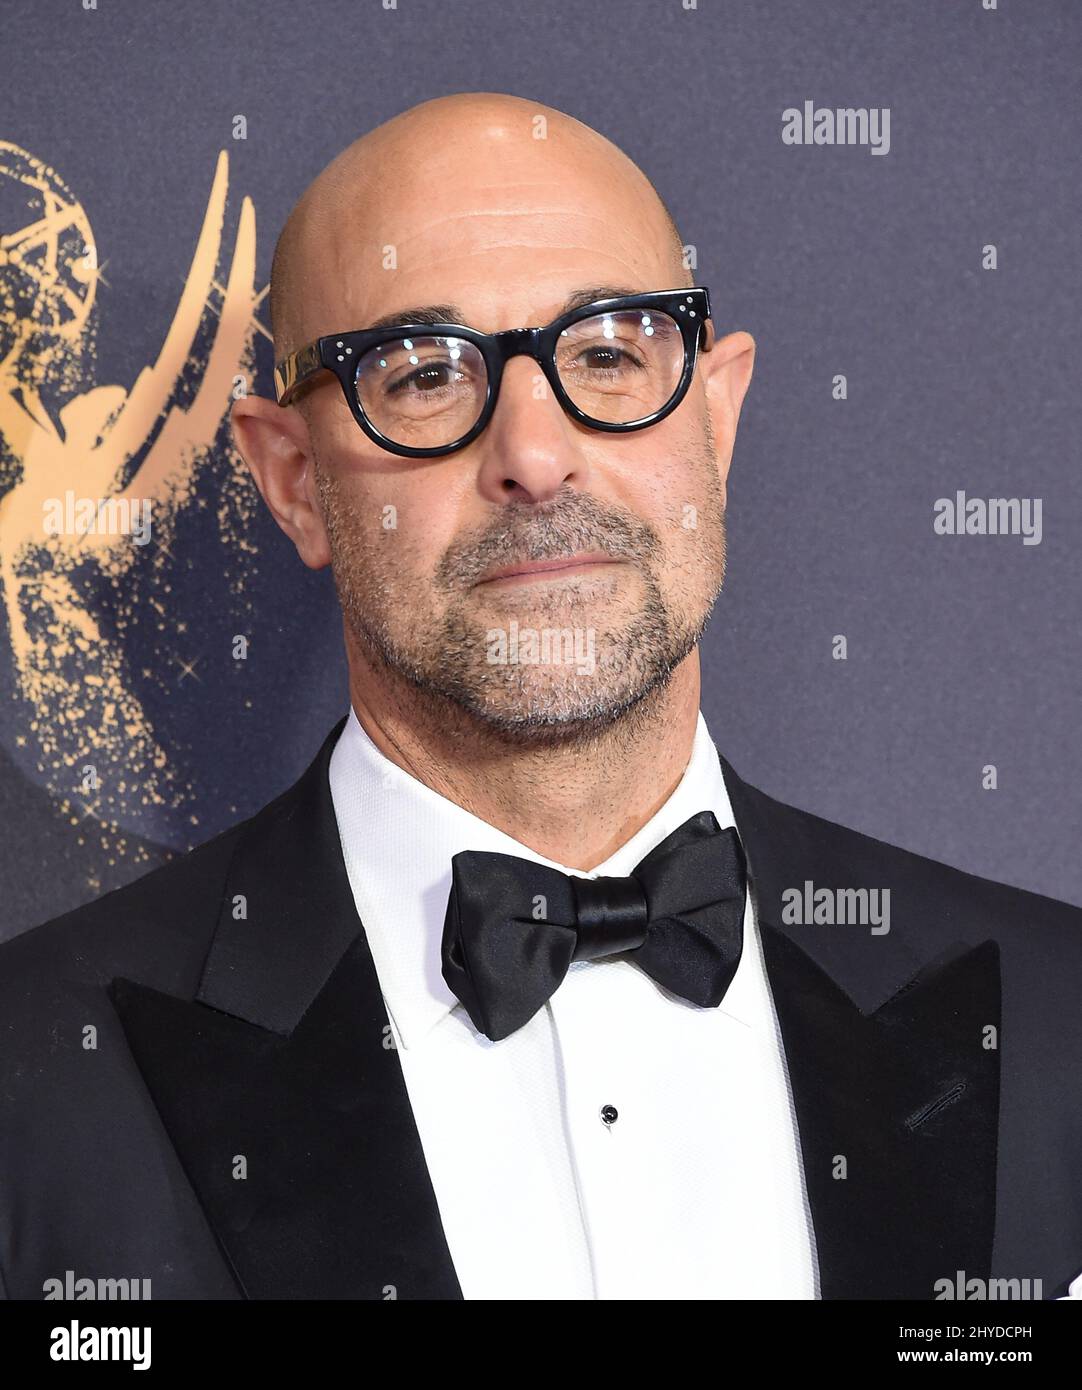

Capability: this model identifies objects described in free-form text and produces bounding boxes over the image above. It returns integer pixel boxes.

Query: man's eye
[573,344,643,372]
[387,362,461,394]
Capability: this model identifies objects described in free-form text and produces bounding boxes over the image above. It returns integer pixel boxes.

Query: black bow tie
[441,811,747,1041]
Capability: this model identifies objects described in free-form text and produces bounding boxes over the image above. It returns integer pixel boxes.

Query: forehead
[309,135,679,334]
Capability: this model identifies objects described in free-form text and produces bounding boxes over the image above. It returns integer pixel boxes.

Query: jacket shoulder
[721,756,1082,944]
[0,719,337,992]
[0,820,242,1003]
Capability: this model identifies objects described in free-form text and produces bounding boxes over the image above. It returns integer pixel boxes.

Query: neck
[343,636,702,872]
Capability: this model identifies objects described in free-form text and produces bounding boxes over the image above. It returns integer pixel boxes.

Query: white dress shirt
[328,706,819,1299]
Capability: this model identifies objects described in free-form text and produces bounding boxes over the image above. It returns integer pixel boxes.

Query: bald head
[268,92,690,366]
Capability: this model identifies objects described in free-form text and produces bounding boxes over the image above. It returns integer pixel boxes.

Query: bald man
[1,94,1080,1303]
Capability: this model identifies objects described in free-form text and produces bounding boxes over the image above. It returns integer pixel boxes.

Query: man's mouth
[475,552,621,587]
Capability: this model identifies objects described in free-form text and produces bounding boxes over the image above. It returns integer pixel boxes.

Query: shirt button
[600,1104,619,1127]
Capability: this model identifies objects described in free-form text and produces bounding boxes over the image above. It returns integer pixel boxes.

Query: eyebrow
[362,286,641,334]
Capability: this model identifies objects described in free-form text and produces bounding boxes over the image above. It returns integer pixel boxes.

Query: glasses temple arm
[273,341,324,406]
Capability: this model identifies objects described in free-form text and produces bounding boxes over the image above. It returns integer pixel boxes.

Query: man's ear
[701,330,756,505]
[229,395,332,570]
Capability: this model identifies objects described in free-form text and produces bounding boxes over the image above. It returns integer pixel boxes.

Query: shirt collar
[328,706,758,1048]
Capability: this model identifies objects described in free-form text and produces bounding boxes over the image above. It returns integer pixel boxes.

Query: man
[1,92,1079,1302]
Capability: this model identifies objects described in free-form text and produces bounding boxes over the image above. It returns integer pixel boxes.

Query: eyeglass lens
[352,307,687,450]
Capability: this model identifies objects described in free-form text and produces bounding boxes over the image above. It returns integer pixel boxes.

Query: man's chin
[346,577,699,743]
[439,685,657,748]
[427,654,684,748]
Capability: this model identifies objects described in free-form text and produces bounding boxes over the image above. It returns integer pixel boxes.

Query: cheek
[374,482,464,585]
[318,436,458,569]
[602,428,717,541]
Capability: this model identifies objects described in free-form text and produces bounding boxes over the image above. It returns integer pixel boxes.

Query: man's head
[232,92,755,747]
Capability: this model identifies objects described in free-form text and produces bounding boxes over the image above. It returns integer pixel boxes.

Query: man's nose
[474,354,590,503]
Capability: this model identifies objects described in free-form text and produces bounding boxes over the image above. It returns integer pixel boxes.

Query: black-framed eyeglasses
[273,287,715,459]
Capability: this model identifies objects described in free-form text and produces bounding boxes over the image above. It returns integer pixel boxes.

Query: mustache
[435,490,662,590]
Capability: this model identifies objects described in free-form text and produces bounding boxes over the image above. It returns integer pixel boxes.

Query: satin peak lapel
[111,717,463,1300]
[719,753,1001,1300]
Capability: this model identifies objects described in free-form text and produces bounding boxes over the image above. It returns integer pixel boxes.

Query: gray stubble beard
[315,441,726,751]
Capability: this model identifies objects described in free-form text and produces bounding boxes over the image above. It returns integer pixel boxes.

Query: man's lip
[476,552,621,585]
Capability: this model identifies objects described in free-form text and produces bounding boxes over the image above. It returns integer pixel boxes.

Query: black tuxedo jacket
[1,716,1080,1300]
